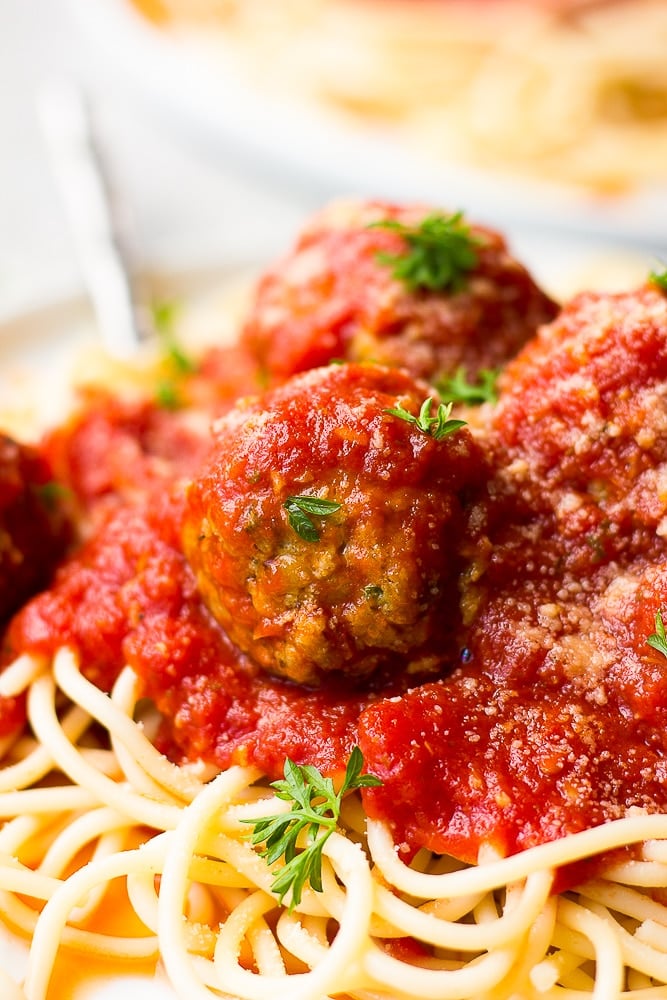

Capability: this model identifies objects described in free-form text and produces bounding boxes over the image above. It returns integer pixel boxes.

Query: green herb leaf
[243,747,381,910]
[384,397,467,441]
[33,481,71,511]
[284,495,341,542]
[436,366,499,406]
[369,211,480,292]
[155,379,183,410]
[152,299,198,374]
[152,299,179,335]
[363,584,383,604]
[586,533,606,564]
[649,266,667,292]
[647,609,667,658]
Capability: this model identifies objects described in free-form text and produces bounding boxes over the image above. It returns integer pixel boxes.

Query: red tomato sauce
[3,220,667,885]
[7,485,408,778]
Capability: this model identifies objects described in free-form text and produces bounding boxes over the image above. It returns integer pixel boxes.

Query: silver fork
[37,79,154,359]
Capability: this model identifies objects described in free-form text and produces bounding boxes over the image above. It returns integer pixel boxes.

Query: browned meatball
[182,363,486,686]
[240,199,558,385]
[0,434,72,624]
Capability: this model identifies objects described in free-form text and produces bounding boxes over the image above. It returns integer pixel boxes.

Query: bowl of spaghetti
[69,0,667,246]
[2,197,667,999]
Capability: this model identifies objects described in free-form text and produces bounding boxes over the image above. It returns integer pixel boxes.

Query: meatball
[490,282,667,561]
[0,434,72,624]
[240,199,558,385]
[182,363,486,685]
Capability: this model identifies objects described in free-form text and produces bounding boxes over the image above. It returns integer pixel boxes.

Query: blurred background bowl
[1,0,665,330]
[70,0,667,246]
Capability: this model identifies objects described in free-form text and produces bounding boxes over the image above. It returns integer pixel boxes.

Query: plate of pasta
[3,198,667,1000]
[69,0,667,249]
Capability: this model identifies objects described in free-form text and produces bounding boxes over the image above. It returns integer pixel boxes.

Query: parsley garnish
[152,299,198,374]
[370,211,480,292]
[647,610,667,658]
[243,747,381,909]
[155,380,183,410]
[384,397,466,440]
[151,299,197,409]
[649,266,667,293]
[586,533,606,564]
[363,584,383,603]
[33,481,71,511]
[284,495,341,542]
[436,366,499,406]
[152,299,179,333]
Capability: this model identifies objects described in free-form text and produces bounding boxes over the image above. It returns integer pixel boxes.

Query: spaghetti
[4,649,667,997]
[129,0,667,192]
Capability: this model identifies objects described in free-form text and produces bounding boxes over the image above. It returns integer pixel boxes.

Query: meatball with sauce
[0,434,72,625]
[240,199,558,385]
[183,363,486,686]
[490,281,667,563]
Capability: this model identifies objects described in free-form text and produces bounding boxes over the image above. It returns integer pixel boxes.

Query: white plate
[0,915,175,999]
[67,0,667,253]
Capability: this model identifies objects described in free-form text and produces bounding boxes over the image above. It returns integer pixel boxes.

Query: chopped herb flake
[437,366,499,406]
[647,609,667,658]
[152,299,198,374]
[649,266,667,292]
[284,495,341,542]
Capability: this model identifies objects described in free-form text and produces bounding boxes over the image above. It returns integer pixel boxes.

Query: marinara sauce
[4,206,667,883]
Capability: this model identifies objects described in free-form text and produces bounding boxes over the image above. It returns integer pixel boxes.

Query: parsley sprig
[647,609,667,658]
[151,299,198,410]
[436,366,499,406]
[244,748,381,909]
[284,495,341,542]
[152,300,197,373]
[384,397,466,441]
[649,265,667,293]
[34,481,71,512]
[370,211,480,292]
